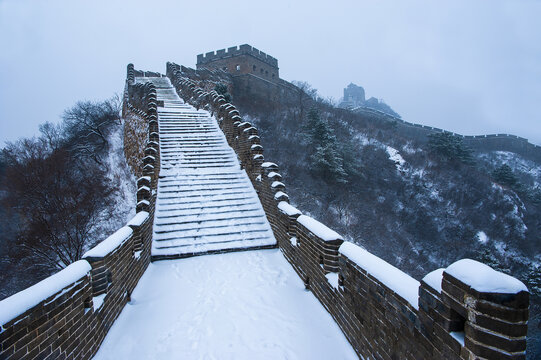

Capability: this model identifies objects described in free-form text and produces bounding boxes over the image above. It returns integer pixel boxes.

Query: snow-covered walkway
[137,76,276,258]
[92,249,357,359]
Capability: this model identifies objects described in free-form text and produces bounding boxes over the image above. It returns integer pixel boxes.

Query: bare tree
[2,139,115,272]
[62,96,121,163]
[291,81,317,122]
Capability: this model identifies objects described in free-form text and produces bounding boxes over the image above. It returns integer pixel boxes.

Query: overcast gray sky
[1,0,540,146]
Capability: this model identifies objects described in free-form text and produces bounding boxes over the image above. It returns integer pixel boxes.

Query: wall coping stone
[0,260,91,327]
[261,161,278,168]
[445,259,528,294]
[83,226,133,259]
[277,201,302,216]
[298,215,343,242]
[127,211,150,227]
[340,241,420,309]
[422,268,444,293]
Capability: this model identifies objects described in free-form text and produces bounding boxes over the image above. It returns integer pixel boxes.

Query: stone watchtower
[339,83,366,109]
[196,44,280,83]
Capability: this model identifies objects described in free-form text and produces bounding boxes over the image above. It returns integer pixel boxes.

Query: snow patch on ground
[105,125,137,220]
[485,151,541,182]
[92,250,357,360]
[87,124,137,253]
[386,146,405,171]
[402,142,420,154]
[354,133,371,146]
[477,231,489,244]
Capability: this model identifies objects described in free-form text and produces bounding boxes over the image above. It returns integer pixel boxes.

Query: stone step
[155,204,261,220]
[153,225,271,243]
[141,76,275,258]
[154,216,267,235]
[153,234,273,251]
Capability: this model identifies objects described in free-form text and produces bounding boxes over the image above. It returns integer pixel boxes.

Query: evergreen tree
[492,164,519,188]
[476,247,509,274]
[529,187,541,206]
[526,265,541,296]
[428,132,474,164]
[304,107,347,184]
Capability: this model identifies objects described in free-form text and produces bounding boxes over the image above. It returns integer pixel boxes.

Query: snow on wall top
[127,211,149,227]
[274,191,289,201]
[445,259,528,294]
[422,268,445,293]
[277,201,302,216]
[262,162,277,168]
[83,226,133,258]
[0,260,91,326]
[339,242,420,309]
[297,215,343,242]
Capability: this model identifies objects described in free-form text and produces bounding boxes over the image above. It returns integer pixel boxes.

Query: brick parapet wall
[168,63,530,359]
[0,64,159,359]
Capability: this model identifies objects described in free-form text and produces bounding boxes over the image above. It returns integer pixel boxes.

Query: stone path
[137,77,276,260]
[92,250,358,360]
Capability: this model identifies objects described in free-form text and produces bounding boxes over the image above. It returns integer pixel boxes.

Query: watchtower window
[260,68,264,74]
[253,65,256,71]
[272,73,275,78]
[265,70,269,76]
[236,64,240,71]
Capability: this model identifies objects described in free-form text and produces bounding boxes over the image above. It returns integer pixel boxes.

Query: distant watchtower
[340,83,365,109]
[197,44,280,82]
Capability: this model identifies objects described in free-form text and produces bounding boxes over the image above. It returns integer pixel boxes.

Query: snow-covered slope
[138,77,276,258]
[92,249,357,360]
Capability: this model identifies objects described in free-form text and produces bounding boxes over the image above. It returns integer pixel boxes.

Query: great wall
[0,46,532,359]
[353,107,541,163]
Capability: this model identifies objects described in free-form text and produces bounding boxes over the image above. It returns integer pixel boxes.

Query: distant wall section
[355,107,541,163]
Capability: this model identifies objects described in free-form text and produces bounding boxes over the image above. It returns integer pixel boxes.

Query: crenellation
[196,44,279,83]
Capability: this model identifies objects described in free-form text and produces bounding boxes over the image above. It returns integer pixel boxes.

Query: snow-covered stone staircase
[138,77,276,260]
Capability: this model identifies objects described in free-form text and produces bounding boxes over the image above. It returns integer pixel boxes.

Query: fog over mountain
[1,0,540,145]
